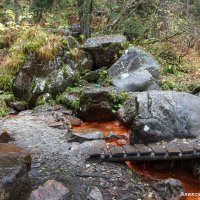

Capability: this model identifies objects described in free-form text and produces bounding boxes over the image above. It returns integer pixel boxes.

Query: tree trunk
[186,0,190,18]
[77,0,93,38]
[13,0,21,24]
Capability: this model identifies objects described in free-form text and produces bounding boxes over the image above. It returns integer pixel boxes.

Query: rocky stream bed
[0,105,200,200]
[1,34,200,200]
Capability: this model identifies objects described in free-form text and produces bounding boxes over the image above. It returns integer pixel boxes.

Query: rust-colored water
[72,120,130,145]
[73,121,200,200]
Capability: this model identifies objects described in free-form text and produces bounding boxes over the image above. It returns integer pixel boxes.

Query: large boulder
[61,86,128,122]
[83,35,126,69]
[78,87,127,122]
[108,47,160,92]
[117,91,200,143]
[0,144,31,200]
[13,37,92,106]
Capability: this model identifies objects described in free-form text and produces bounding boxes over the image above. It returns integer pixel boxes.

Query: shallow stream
[73,121,200,200]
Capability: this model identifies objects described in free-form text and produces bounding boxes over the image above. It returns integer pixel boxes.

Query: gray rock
[117,91,200,143]
[78,86,121,122]
[66,36,79,49]
[75,50,94,72]
[112,70,160,92]
[88,187,103,200]
[29,180,70,200]
[83,67,107,83]
[108,47,160,92]
[12,42,91,106]
[84,35,126,69]
[48,65,75,96]
[10,101,28,112]
[70,129,104,143]
[68,24,81,37]
[13,53,59,106]
[151,178,183,200]
[0,156,31,200]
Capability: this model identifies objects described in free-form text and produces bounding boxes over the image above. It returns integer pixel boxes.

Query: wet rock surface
[0,155,31,200]
[0,143,32,170]
[84,35,126,69]
[151,178,183,200]
[117,91,200,143]
[108,47,160,92]
[0,109,183,200]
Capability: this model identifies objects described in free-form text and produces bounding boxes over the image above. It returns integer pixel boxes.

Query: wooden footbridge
[87,141,200,162]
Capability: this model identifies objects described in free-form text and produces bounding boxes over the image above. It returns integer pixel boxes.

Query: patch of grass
[2,26,62,73]
[0,26,62,92]
[0,67,15,92]
[0,99,8,117]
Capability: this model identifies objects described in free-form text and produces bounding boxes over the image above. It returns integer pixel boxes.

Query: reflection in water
[73,121,200,200]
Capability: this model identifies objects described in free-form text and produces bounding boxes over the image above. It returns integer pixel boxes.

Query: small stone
[86,164,91,168]
[70,129,104,143]
[0,129,13,143]
[10,101,28,112]
[88,187,103,200]
[48,121,65,129]
[29,180,70,200]
[106,132,122,140]
[117,139,127,145]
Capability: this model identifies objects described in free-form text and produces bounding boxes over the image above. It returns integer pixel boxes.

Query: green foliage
[36,93,53,106]
[193,1,200,16]
[30,0,54,21]
[0,93,14,117]
[0,99,8,117]
[109,92,129,113]
[98,69,110,86]
[123,17,144,40]
[0,68,14,92]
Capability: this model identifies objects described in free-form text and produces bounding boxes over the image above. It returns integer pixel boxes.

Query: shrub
[123,17,144,40]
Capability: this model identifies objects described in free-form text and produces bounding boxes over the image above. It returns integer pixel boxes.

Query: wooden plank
[109,145,124,157]
[134,144,152,155]
[192,142,200,152]
[89,146,102,157]
[164,144,181,155]
[148,144,167,155]
[123,145,138,155]
[176,143,194,154]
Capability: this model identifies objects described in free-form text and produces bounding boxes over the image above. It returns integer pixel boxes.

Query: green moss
[0,68,14,92]
[109,92,129,113]
[0,94,13,117]
[36,93,52,106]
[98,69,110,87]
